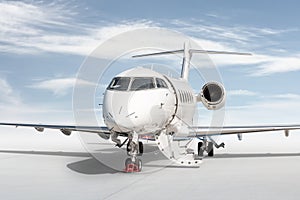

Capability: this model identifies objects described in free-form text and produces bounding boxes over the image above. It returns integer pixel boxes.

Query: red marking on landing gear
[124,163,141,173]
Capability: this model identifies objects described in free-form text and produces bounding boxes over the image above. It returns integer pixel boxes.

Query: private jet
[1,43,300,172]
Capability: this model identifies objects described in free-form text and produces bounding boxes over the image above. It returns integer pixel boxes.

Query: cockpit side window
[130,77,155,91]
[156,78,168,89]
[108,77,130,91]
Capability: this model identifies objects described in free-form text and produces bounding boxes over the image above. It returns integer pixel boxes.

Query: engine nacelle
[198,82,226,110]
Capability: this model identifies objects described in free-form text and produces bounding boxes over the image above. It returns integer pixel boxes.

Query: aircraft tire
[138,141,143,156]
[208,142,214,157]
[198,142,204,157]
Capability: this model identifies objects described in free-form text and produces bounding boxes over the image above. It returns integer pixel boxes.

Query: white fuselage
[102,67,197,135]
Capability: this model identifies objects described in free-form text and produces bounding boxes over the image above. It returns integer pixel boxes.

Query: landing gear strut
[126,141,143,156]
[124,132,143,173]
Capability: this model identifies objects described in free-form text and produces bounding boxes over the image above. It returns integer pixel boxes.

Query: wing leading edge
[1,122,300,139]
[0,122,111,139]
[189,125,300,137]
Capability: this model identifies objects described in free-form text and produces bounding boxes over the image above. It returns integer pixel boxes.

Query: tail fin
[132,42,252,80]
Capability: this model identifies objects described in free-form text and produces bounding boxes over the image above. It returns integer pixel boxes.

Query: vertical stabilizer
[181,42,192,80]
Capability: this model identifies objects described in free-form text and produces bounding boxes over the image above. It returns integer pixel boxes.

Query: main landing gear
[197,137,225,157]
[124,132,144,173]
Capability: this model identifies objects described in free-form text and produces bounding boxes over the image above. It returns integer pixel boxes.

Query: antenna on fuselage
[132,41,252,81]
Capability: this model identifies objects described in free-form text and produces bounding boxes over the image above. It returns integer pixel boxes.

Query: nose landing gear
[124,132,144,173]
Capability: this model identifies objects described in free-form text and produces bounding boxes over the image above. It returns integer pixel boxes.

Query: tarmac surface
[1,129,300,200]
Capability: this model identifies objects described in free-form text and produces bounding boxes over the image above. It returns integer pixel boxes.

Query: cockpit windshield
[156,78,168,88]
[107,76,168,91]
[130,77,155,91]
[108,77,130,91]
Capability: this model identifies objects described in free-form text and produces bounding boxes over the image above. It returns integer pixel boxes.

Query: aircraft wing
[1,122,300,139]
[0,122,111,139]
[189,125,300,137]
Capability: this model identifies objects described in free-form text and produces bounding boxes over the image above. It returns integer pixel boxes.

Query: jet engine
[198,82,226,110]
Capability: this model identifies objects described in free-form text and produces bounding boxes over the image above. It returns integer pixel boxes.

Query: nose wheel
[124,138,144,173]
[124,158,142,173]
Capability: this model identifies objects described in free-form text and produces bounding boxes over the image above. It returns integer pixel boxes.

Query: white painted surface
[1,128,300,200]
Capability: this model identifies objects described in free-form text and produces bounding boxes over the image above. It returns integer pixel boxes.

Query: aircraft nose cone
[107,96,159,131]
[125,91,171,131]
[103,88,176,133]
[103,91,134,131]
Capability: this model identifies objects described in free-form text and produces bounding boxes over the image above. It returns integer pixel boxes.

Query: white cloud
[250,55,300,76]
[0,77,73,122]
[1,1,300,76]
[269,93,300,100]
[220,91,300,126]
[191,39,300,76]
[0,78,21,105]
[28,77,95,96]
[0,1,153,56]
[169,19,295,44]
[167,19,300,76]
[227,90,257,96]
[228,101,300,124]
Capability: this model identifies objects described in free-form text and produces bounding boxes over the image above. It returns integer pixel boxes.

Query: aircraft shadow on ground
[1,150,300,174]
[0,149,168,175]
[0,150,90,157]
[67,157,118,174]
[0,149,118,174]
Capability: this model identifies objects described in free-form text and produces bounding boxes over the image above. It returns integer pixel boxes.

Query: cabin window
[108,77,130,91]
[156,78,168,88]
[130,77,155,91]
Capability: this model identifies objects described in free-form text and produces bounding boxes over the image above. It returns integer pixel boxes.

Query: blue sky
[1,0,300,126]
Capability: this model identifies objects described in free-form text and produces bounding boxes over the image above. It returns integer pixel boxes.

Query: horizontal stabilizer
[132,49,183,58]
[132,49,252,58]
[190,49,252,56]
